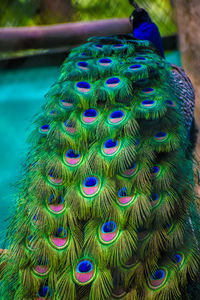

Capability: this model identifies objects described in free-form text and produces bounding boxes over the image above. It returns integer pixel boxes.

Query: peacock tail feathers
[0,34,199,300]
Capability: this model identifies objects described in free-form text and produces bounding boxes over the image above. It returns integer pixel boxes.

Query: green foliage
[0,0,176,36]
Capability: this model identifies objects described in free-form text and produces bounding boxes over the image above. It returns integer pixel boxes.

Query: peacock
[0,3,200,300]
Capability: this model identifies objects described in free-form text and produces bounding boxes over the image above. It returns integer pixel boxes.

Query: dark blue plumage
[130,8,165,58]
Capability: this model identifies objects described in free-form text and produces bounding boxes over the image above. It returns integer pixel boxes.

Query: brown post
[174,0,200,156]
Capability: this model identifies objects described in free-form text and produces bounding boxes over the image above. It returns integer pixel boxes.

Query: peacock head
[129,8,152,29]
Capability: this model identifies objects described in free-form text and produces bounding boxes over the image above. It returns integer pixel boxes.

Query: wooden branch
[0,18,132,52]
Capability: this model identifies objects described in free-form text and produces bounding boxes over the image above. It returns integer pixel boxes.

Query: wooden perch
[0,18,132,52]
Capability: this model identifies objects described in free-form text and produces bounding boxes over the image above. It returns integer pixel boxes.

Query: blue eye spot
[142,100,155,106]
[118,187,127,197]
[104,139,118,148]
[78,261,93,273]
[78,61,88,68]
[151,269,165,280]
[102,221,116,233]
[129,64,142,69]
[110,110,124,119]
[83,177,98,187]
[135,57,146,61]
[155,132,167,138]
[106,77,120,85]
[66,149,80,158]
[83,109,98,117]
[77,81,91,90]
[95,44,103,48]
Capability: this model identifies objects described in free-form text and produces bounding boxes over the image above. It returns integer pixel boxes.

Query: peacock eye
[122,162,138,177]
[94,44,103,49]
[150,166,160,177]
[99,58,112,66]
[82,108,99,124]
[63,120,76,134]
[165,100,176,107]
[49,226,69,249]
[106,77,121,88]
[141,99,155,107]
[76,81,91,93]
[37,285,52,298]
[129,64,142,70]
[108,109,125,124]
[39,124,50,134]
[99,221,119,244]
[154,131,168,141]
[150,192,160,207]
[102,138,121,156]
[135,56,147,61]
[142,87,154,94]
[48,169,62,186]
[149,268,168,289]
[117,187,135,206]
[77,61,89,69]
[33,258,50,276]
[172,253,184,267]
[113,44,125,48]
[74,259,96,285]
[60,98,74,108]
[64,149,82,166]
[81,176,101,197]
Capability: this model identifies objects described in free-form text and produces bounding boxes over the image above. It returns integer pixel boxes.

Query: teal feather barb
[0,34,200,300]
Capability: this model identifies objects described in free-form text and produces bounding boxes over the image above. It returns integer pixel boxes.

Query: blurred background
[0,0,199,248]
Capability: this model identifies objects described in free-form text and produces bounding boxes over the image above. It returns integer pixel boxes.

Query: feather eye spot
[94,44,103,49]
[99,58,112,66]
[63,120,76,134]
[142,87,154,94]
[117,187,135,206]
[154,131,168,142]
[82,108,99,124]
[26,234,37,250]
[141,99,155,108]
[48,169,63,186]
[129,64,142,70]
[60,98,74,108]
[99,221,119,244]
[33,258,50,276]
[108,110,125,124]
[37,285,52,299]
[47,194,65,214]
[172,253,184,267]
[135,56,147,61]
[150,192,160,207]
[81,176,101,197]
[106,77,121,88]
[102,138,121,156]
[150,166,160,177]
[113,44,125,48]
[123,256,139,269]
[122,162,138,177]
[49,226,69,249]
[74,259,96,285]
[64,149,82,166]
[48,109,57,116]
[39,124,50,134]
[149,268,167,289]
[76,81,91,93]
[77,61,89,70]
[166,100,176,107]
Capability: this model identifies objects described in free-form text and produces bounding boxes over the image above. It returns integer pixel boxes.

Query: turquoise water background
[0,51,181,248]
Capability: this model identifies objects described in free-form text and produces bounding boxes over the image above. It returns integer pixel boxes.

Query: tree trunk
[174,0,200,157]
